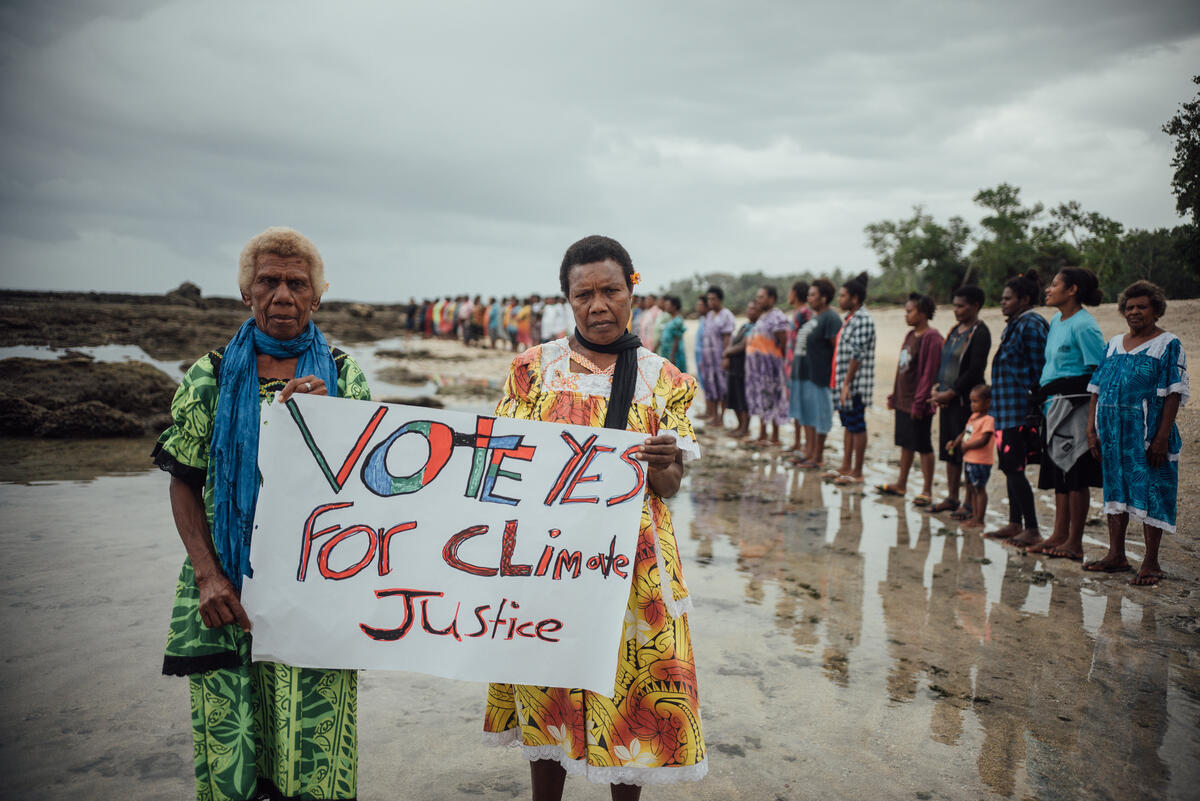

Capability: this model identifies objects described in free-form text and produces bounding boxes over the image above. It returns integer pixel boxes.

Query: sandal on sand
[1082,561,1132,573]
[833,475,864,486]
[874,484,905,497]
[912,494,932,507]
[929,498,960,513]
[950,508,971,520]
[1040,545,1083,561]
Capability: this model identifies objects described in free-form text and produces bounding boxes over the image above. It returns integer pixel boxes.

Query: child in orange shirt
[949,384,995,528]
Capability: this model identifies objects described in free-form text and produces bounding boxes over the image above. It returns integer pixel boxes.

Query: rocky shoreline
[0,286,411,362]
[0,286,417,437]
[0,356,176,437]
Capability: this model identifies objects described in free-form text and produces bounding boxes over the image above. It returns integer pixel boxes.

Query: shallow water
[0,436,1196,799]
[0,343,188,379]
[0,338,450,402]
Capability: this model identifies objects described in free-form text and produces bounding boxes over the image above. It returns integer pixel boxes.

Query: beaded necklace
[569,348,615,376]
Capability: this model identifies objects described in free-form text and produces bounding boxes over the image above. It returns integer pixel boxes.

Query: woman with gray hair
[154,227,370,800]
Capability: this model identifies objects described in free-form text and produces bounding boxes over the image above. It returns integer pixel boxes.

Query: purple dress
[700,307,735,403]
[745,307,790,425]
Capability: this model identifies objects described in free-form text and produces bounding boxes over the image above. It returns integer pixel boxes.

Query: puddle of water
[0,435,160,484]
[342,337,439,401]
[0,343,186,378]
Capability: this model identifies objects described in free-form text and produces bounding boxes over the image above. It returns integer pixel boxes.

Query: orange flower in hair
[630,271,642,286]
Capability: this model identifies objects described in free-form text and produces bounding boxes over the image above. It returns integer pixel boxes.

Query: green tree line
[657,76,1200,311]
[657,188,1198,313]
[861,186,1198,305]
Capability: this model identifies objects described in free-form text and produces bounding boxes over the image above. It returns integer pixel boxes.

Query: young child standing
[951,384,996,528]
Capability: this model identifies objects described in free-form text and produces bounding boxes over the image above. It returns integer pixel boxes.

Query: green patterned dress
[153,346,370,801]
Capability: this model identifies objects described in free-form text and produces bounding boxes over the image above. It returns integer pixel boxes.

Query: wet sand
[1,304,1197,799]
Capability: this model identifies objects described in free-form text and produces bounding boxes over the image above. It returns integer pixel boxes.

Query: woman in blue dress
[1085,281,1188,585]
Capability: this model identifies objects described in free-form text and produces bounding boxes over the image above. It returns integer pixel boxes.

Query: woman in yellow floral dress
[482,235,707,799]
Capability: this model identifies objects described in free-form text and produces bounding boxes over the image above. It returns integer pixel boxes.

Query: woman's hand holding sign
[278,373,328,403]
[637,433,683,499]
[197,570,252,633]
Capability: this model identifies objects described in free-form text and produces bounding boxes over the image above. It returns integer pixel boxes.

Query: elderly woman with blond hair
[153,227,370,800]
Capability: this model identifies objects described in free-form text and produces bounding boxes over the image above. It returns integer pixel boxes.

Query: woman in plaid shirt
[987,270,1049,547]
[829,272,876,484]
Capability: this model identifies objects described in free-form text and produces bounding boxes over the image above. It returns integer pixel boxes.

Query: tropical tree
[1051,201,1124,290]
[967,184,1049,298]
[864,206,971,302]
[1116,225,1200,298]
[1163,75,1200,225]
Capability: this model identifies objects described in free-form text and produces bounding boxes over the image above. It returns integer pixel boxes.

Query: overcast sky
[1,1,1197,302]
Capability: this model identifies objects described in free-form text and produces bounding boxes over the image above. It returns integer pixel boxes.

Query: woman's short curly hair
[559,235,634,295]
[1117,280,1167,317]
[238,227,327,301]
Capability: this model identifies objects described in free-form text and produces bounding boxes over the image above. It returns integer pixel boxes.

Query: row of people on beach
[403,292,697,360]
[405,267,1188,591]
[404,294,583,350]
[682,268,1187,588]
[876,269,1187,588]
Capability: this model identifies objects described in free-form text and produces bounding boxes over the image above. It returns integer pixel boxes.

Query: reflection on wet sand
[685,446,1198,800]
[2,434,1196,799]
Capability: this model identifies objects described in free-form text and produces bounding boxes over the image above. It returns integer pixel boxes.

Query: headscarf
[574,328,642,430]
[210,317,338,589]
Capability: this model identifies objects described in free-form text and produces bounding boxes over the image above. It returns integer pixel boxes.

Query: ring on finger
[303,382,311,392]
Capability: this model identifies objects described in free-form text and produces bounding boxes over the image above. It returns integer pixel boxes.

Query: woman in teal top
[1028,267,1106,561]
[658,295,688,371]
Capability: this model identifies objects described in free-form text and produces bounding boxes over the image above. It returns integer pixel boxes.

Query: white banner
[241,394,647,694]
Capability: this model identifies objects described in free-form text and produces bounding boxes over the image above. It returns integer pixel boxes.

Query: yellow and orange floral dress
[482,338,707,785]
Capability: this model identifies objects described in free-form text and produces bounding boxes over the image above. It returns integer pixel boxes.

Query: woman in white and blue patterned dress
[1085,281,1189,585]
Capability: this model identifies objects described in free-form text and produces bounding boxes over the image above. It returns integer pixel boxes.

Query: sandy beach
[0,295,1197,800]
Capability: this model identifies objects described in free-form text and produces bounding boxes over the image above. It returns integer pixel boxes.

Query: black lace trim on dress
[151,443,206,488]
[161,650,242,676]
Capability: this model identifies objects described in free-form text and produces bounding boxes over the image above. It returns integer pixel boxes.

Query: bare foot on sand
[984,523,1020,541]
[1082,556,1132,573]
[1038,544,1083,561]
[1009,528,1044,549]
[1130,568,1165,586]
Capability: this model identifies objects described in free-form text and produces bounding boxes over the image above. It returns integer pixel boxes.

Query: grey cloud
[1,0,1197,299]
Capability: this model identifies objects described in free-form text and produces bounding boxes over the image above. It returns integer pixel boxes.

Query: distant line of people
[691,273,878,487]
[404,295,574,350]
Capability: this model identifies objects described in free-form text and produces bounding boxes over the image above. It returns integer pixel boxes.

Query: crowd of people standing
[401,268,1187,589]
[611,267,1187,589]
[868,268,1188,587]
[690,273,879,489]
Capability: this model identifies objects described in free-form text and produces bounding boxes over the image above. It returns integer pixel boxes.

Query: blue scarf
[210,317,338,590]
